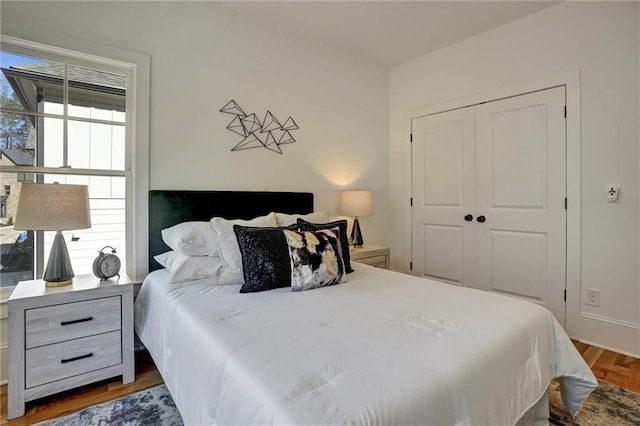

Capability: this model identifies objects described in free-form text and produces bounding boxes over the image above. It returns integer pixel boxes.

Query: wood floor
[1,341,639,425]
[572,340,640,394]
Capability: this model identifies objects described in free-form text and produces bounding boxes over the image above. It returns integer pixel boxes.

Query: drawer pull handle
[61,353,93,364]
[61,316,93,326]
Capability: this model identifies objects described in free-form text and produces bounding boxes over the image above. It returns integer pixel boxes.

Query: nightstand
[350,245,390,269]
[7,274,135,419]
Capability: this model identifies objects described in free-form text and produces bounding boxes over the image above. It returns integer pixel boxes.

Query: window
[16,172,32,182]
[0,36,148,288]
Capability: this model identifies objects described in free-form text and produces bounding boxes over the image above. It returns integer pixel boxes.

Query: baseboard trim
[577,338,640,359]
[580,313,640,330]
[573,313,640,357]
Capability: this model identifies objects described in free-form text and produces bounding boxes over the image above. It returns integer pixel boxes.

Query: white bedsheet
[134,264,597,426]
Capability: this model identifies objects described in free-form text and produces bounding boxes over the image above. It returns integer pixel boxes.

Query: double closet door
[411,86,567,325]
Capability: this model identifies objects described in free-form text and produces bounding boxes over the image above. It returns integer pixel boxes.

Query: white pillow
[275,211,330,227]
[161,221,218,256]
[154,251,223,283]
[210,212,278,285]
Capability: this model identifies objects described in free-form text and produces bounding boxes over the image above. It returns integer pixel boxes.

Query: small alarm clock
[93,246,121,281]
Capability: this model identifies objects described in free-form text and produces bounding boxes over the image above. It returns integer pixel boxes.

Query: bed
[135,190,597,425]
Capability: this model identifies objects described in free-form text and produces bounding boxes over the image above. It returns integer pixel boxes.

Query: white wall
[390,1,640,356]
[0,1,390,250]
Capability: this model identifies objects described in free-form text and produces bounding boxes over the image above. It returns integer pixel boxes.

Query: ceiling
[222,1,560,67]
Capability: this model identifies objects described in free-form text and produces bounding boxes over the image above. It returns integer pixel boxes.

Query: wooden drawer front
[355,255,387,268]
[25,330,122,388]
[25,296,121,349]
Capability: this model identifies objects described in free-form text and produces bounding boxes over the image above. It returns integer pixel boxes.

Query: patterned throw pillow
[297,218,354,273]
[234,225,296,293]
[283,228,345,291]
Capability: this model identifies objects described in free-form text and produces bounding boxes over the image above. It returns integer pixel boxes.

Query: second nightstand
[350,245,390,269]
[7,274,135,419]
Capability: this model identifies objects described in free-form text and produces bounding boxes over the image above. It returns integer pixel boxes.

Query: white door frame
[402,71,581,335]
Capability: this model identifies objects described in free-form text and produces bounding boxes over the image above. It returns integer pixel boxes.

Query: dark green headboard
[148,190,314,271]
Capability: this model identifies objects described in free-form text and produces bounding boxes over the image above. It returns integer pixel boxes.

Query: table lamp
[14,182,91,287]
[339,190,373,248]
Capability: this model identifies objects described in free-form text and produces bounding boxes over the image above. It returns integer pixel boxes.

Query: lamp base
[45,279,73,288]
[351,216,364,248]
[43,231,75,287]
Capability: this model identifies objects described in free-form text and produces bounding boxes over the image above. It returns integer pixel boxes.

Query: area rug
[34,384,183,426]
[35,379,639,425]
[549,379,640,426]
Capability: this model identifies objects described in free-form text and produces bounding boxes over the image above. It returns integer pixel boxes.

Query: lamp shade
[14,182,91,231]
[339,190,373,217]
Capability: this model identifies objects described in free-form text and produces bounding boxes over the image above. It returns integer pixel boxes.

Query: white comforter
[134,264,597,426]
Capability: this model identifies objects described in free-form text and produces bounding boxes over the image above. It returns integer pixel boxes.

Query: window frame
[0,35,149,289]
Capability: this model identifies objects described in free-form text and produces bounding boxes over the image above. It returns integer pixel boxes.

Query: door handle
[477,215,486,223]
[464,214,473,222]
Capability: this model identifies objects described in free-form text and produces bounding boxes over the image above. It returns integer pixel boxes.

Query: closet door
[475,87,566,325]
[411,106,476,286]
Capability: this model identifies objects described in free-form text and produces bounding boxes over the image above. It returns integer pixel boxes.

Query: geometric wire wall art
[220,99,299,154]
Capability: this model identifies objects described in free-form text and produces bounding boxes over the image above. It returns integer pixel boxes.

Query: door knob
[464,214,473,222]
[477,215,486,223]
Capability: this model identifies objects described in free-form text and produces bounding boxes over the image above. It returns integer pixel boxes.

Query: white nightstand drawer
[25,330,122,388]
[349,246,390,270]
[355,255,388,268]
[25,296,121,349]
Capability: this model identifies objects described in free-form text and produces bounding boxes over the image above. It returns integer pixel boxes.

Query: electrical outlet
[586,288,600,307]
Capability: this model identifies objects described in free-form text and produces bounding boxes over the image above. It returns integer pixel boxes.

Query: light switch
[606,185,620,202]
